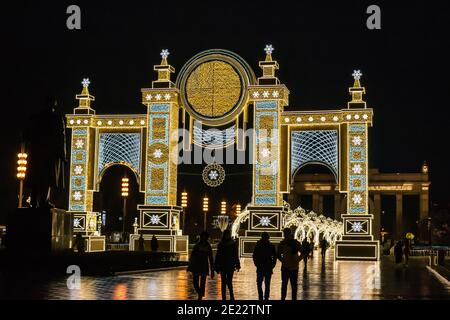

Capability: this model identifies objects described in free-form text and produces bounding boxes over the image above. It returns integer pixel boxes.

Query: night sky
[1,1,449,225]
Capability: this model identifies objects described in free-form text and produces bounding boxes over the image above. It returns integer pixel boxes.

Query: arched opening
[94,164,143,244]
[289,163,338,219]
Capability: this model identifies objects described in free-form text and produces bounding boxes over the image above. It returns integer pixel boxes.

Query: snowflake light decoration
[208,170,218,180]
[73,191,82,201]
[82,78,90,88]
[264,44,274,55]
[272,91,279,98]
[202,163,225,187]
[153,149,163,159]
[150,215,161,225]
[75,139,84,149]
[252,91,260,98]
[145,94,152,101]
[352,193,363,205]
[352,70,362,80]
[164,93,171,101]
[160,49,170,59]
[350,221,364,232]
[262,91,270,98]
[74,218,81,228]
[352,136,362,146]
[352,164,362,174]
[74,165,83,175]
[260,216,271,227]
[261,148,271,158]
[155,94,162,101]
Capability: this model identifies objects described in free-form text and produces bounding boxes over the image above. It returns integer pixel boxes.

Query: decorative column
[334,192,341,221]
[396,193,403,239]
[66,79,105,252]
[239,45,290,257]
[373,193,381,241]
[420,162,430,221]
[130,50,188,253]
[335,70,379,261]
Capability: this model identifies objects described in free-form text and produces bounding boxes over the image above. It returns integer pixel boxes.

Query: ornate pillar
[373,193,381,241]
[336,70,379,261]
[130,50,188,253]
[396,193,403,239]
[334,193,341,221]
[239,45,289,257]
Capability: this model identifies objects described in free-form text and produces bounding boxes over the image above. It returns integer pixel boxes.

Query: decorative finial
[264,44,274,55]
[160,49,170,60]
[82,78,90,88]
[352,70,362,80]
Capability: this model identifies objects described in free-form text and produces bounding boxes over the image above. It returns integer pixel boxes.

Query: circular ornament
[202,163,226,187]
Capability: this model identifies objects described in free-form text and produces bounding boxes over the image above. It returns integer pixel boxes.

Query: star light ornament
[153,149,163,159]
[352,193,363,205]
[74,218,81,228]
[352,136,362,146]
[352,70,362,80]
[260,216,271,227]
[264,44,274,55]
[352,164,363,174]
[73,191,83,201]
[74,165,83,175]
[208,170,219,180]
[261,148,271,158]
[145,94,152,101]
[75,139,84,149]
[82,78,90,88]
[252,91,260,98]
[150,215,161,225]
[160,49,170,59]
[262,91,270,98]
[351,221,364,233]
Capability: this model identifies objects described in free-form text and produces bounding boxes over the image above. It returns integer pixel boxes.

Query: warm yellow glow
[369,184,414,191]
[121,177,129,197]
[17,152,28,180]
[202,197,209,212]
[221,201,227,215]
[181,191,188,208]
[236,204,241,215]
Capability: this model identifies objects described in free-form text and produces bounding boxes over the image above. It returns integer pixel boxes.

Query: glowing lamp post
[202,196,209,232]
[220,201,227,215]
[16,152,28,208]
[181,191,188,233]
[217,201,229,233]
[236,204,241,216]
[121,177,129,237]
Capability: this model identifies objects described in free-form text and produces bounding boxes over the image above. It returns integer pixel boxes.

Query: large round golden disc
[186,61,241,118]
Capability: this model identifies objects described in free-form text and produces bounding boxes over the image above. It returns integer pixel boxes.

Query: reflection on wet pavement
[1,251,449,300]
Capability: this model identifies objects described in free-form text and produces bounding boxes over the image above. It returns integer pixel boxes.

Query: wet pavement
[1,251,449,300]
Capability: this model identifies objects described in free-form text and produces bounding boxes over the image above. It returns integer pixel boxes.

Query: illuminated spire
[153,49,175,88]
[348,69,366,109]
[258,44,280,85]
[75,77,95,114]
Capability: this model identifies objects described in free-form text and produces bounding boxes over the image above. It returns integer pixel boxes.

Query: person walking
[214,230,240,300]
[138,234,145,252]
[403,239,411,267]
[309,238,315,259]
[394,240,403,265]
[277,228,301,300]
[151,235,159,252]
[75,233,85,254]
[320,238,329,259]
[301,238,311,271]
[187,231,214,300]
[252,232,277,300]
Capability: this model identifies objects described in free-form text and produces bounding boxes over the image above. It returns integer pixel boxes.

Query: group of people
[187,228,330,300]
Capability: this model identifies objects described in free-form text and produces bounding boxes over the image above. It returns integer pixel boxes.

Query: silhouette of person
[320,238,329,259]
[214,230,240,300]
[277,228,301,300]
[301,238,311,271]
[138,234,145,252]
[253,232,277,300]
[404,239,411,267]
[309,238,315,258]
[76,233,85,254]
[394,241,403,264]
[187,231,214,300]
[151,235,159,252]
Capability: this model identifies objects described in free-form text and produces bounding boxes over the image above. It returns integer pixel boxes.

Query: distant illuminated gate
[66,47,379,260]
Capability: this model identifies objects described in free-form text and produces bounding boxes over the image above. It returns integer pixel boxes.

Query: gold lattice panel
[186,61,241,118]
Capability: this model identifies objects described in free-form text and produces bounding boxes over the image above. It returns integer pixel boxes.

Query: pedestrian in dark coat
[214,230,240,300]
[277,228,302,300]
[188,232,214,300]
[394,240,403,264]
[252,232,277,300]
[151,235,159,252]
[301,238,311,271]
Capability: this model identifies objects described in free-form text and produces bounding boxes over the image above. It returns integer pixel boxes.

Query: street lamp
[202,196,209,231]
[221,201,227,215]
[181,191,188,233]
[121,177,129,239]
[16,151,28,208]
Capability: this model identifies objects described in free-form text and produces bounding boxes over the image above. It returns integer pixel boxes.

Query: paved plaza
[1,251,449,300]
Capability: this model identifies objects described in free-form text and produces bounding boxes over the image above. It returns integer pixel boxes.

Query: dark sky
[1,0,449,224]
